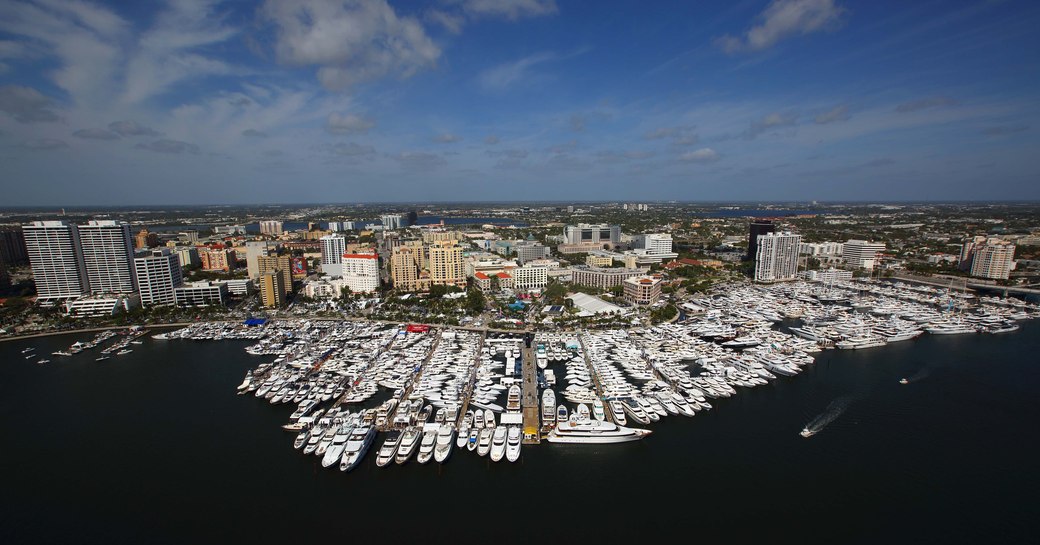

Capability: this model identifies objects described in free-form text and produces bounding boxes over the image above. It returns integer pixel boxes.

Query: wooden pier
[520,341,541,444]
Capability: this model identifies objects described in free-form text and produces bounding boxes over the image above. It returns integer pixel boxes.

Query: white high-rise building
[259,220,283,235]
[843,240,886,271]
[381,214,403,230]
[319,234,347,275]
[340,252,380,293]
[755,232,801,283]
[970,240,1016,280]
[78,220,136,294]
[327,221,342,232]
[24,221,87,302]
[512,265,548,292]
[563,223,621,246]
[643,233,673,255]
[134,249,183,307]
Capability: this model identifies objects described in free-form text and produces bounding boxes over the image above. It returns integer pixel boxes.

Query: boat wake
[900,364,931,385]
[800,396,853,438]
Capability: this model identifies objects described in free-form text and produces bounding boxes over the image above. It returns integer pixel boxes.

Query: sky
[0,0,1038,205]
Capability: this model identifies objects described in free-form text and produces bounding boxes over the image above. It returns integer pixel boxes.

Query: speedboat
[899,378,909,385]
[800,427,815,438]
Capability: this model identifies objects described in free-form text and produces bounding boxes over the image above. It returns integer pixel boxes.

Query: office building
[563,223,621,248]
[511,265,548,292]
[754,232,801,283]
[175,281,229,307]
[340,252,380,293]
[134,228,158,249]
[259,271,286,308]
[959,235,988,270]
[422,230,460,244]
[746,220,776,261]
[24,221,87,302]
[178,231,199,244]
[174,246,200,269]
[224,278,254,296]
[245,241,275,279]
[970,240,1016,280]
[801,268,853,283]
[257,254,293,295]
[586,254,613,267]
[799,241,844,256]
[842,239,887,271]
[63,294,140,318]
[134,249,183,307]
[473,272,492,292]
[571,266,649,289]
[320,234,347,275]
[259,220,283,236]
[381,214,404,230]
[429,241,466,288]
[623,274,663,306]
[641,234,673,255]
[391,246,424,291]
[78,220,136,294]
[514,242,550,265]
[213,225,246,235]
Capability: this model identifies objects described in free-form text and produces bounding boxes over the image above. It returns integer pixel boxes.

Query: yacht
[466,428,479,451]
[591,398,606,421]
[476,427,493,456]
[720,336,761,349]
[799,427,815,438]
[395,427,421,464]
[547,412,652,444]
[456,421,471,449]
[416,428,437,464]
[375,431,401,468]
[339,425,376,472]
[835,336,887,350]
[541,389,556,427]
[434,424,455,463]
[556,404,568,424]
[608,399,627,425]
[321,423,353,468]
[489,426,507,462]
[505,426,521,462]
[506,385,521,412]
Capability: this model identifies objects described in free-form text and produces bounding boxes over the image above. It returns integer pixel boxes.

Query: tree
[466,288,485,314]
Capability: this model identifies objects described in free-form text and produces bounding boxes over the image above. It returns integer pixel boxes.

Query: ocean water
[2,322,1038,544]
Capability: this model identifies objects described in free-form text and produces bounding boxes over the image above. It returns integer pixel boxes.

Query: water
[2,323,1039,544]
[149,216,527,234]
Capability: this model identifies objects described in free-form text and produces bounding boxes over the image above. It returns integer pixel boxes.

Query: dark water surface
[2,322,1038,544]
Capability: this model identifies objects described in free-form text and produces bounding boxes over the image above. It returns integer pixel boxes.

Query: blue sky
[0,0,1038,205]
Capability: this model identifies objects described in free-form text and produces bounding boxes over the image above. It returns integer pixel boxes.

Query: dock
[576,332,615,424]
[520,339,541,444]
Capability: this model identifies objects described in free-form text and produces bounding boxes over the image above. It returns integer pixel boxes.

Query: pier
[576,332,615,424]
[520,336,541,444]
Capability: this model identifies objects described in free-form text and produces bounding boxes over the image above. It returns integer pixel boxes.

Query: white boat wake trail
[803,396,853,436]
[903,364,932,384]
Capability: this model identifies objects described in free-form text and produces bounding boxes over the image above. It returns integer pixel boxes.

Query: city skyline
[1,0,1039,205]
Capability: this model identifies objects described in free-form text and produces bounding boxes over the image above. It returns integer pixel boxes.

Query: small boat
[466,428,478,451]
[556,403,568,423]
[36,359,50,364]
[116,349,132,355]
[95,356,109,361]
[899,378,909,385]
[800,427,815,438]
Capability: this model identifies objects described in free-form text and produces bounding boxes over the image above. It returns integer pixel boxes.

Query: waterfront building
[134,249,183,307]
[175,281,229,307]
[623,274,663,306]
[429,241,466,288]
[24,221,87,302]
[257,254,293,295]
[747,220,776,261]
[340,251,380,293]
[259,271,286,308]
[570,265,649,289]
[970,240,1016,280]
[563,223,621,248]
[754,232,801,283]
[319,234,347,275]
[63,294,140,318]
[199,248,237,272]
[224,278,254,296]
[511,265,548,292]
[959,235,988,270]
[381,214,404,230]
[78,220,137,294]
[801,268,853,283]
[259,220,283,236]
[843,240,887,271]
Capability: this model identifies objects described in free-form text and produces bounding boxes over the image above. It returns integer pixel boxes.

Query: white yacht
[489,426,507,462]
[506,385,521,412]
[466,428,478,451]
[395,427,421,464]
[434,424,455,463]
[339,425,376,472]
[505,426,521,463]
[476,427,493,456]
[591,398,606,421]
[541,389,557,427]
[608,399,627,425]
[416,428,437,464]
[321,423,353,468]
[375,431,400,468]
[456,421,471,449]
[547,412,652,444]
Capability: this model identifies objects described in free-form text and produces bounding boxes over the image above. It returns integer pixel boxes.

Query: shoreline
[0,322,193,343]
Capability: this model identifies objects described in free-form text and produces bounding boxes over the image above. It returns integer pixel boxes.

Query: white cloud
[0,85,61,123]
[717,0,846,54]
[680,148,719,163]
[426,9,465,34]
[434,132,461,143]
[745,111,798,138]
[326,112,375,134]
[261,0,441,91]
[814,105,849,124]
[477,51,556,90]
[461,0,558,20]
